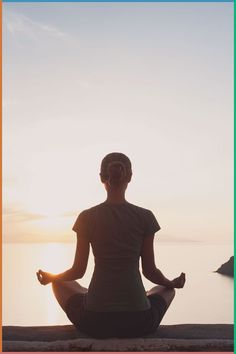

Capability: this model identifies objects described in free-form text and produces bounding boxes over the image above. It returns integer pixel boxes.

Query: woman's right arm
[37,235,90,285]
[141,235,185,288]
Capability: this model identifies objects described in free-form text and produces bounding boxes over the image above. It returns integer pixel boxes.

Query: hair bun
[100,152,132,187]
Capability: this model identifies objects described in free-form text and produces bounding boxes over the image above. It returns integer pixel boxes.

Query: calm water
[3,242,233,326]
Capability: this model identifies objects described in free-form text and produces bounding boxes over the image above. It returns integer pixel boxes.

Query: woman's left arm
[37,235,90,285]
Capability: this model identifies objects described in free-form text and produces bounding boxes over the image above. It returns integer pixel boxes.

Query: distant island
[216,256,234,277]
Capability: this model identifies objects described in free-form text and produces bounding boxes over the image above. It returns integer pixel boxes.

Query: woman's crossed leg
[52,280,87,312]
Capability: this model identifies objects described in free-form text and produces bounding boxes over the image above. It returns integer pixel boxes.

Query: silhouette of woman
[37,152,185,338]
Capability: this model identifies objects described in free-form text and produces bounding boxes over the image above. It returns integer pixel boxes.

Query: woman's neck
[105,191,127,204]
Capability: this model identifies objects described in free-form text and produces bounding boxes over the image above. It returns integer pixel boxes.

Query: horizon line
[2,239,233,244]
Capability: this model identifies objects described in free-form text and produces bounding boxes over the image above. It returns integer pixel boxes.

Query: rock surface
[3,324,233,352]
[216,256,234,277]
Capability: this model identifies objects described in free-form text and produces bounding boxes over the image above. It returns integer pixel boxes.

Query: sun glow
[33,216,72,232]
[3,4,233,244]
[38,243,73,272]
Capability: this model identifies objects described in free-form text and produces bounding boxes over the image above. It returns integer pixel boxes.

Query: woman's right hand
[171,272,186,288]
[36,269,54,285]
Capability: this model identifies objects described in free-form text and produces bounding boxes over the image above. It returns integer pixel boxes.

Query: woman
[37,152,185,338]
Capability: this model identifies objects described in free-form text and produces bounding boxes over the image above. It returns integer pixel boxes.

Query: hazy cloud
[3,207,46,223]
[60,211,78,218]
[5,11,75,45]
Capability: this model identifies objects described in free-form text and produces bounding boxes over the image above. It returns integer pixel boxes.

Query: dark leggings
[65,293,168,338]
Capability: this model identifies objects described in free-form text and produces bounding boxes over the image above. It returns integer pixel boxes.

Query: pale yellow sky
[3,3,233,243]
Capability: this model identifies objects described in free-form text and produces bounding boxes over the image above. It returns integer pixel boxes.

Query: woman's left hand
[171,272,186,289]
[36,269,54,285]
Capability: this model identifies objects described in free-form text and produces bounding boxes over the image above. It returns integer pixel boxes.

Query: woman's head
[100,152,132,189]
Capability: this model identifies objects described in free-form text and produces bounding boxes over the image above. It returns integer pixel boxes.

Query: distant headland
[216,256,234,277]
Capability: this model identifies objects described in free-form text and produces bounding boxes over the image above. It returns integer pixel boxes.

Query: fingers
[36,272,42,284]
[36,271,43,284]
[172,272,186,288]
[36,269,46,285]
[179,273,186,288]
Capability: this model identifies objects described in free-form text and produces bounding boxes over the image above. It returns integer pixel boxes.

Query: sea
[3,242,234,326]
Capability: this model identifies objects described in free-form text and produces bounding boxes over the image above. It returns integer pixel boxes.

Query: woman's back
[37,152,184,338]
[73,201,160,312]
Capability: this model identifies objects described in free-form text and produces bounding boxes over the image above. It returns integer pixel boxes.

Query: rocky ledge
[3,324,233,352]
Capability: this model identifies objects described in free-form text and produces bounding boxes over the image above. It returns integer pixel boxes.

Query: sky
[3,3,233,244]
